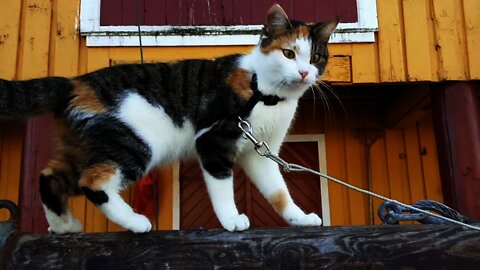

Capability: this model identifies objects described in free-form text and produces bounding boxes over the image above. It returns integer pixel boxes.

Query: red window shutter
[100,0,358,26]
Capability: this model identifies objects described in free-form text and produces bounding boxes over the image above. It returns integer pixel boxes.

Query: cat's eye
[282,49,296,59]
[310,53,321,63]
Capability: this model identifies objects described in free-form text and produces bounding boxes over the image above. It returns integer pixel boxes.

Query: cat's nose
[299,70,309,79]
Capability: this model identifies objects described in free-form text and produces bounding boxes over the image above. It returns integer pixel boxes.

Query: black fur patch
[82,187,109,205]
[39,174,66,216]
[196,121,242,179]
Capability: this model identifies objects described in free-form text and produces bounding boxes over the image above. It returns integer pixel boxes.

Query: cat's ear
[313,17,340,42]
[266,4,291,36]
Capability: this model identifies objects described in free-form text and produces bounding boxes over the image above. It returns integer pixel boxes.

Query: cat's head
[252,4,338,99]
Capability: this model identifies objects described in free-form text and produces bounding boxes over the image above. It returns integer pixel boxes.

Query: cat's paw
[289,213,322,227]
[220,214,250,232]
[125,213,152,233]
[48,217,83,234]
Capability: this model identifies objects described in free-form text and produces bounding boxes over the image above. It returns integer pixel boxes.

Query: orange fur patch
[296,25,310,38]
[79,162,117,190]
[270,190,288,214]
[261,26,311,54]
[226,68,254,100]
[70,80,106,113]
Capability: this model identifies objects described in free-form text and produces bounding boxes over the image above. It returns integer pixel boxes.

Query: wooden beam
[384,85,431,129]
[1,225,480,269]
[431,82,480,220]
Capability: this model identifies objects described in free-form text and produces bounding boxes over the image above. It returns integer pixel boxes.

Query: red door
[180,141,322,229]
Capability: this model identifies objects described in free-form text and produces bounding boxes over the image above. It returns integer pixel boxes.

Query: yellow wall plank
[49,0,80,77]
[78,38,88,75]
[351,43,380,83]
[463,0,480,79]
[68,196,86,229]
[86,47,110,72]
[325,121,351,226]
[376,0,407,82]
[329,44,352,56]
[0,122,25,221]
[344,117,368,225]
[418,117,443,202]
[109,46,253,64]
[370,136,390,225]
[0,0,22,79]
[17,0,52,79]
[156,166,175,230]
[384,130,411,204]
[0,0,23,221]
[404,127,427,203]
[431,0,469,80]
[322,56,351,83]
[402,0,435,81]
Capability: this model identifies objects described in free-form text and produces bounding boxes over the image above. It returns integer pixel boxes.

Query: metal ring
[0,200,18,224]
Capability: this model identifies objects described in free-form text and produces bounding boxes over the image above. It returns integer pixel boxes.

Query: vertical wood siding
[3,0,476,227]
[291,100,443,226]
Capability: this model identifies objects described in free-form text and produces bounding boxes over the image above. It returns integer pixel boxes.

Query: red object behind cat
[133,175,155,217]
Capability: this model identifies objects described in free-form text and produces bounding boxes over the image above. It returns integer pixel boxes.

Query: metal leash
[238,118,480,231]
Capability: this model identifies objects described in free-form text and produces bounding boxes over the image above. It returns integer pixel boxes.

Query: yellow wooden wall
[291,100,442,225]
[2,0,476,227]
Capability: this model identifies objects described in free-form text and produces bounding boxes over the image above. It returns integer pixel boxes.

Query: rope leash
[238,118,480,231]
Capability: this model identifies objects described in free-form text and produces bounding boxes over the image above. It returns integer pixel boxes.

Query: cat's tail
[0,77,73,117]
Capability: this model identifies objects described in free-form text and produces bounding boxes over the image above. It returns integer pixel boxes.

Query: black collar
[237,74,285,119]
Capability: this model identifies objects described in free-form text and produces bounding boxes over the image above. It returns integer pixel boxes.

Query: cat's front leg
[239,151,322,227]
[196,125,250,232]
[202,170,250,231]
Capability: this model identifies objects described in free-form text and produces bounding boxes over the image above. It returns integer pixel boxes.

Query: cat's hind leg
[40,167,83,234]
[79,162,152,233]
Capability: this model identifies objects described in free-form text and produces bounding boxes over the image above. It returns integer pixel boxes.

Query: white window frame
[81,0,377,46]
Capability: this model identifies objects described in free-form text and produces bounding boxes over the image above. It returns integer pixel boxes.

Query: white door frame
[171,133,329,229]
[284,134,330,226]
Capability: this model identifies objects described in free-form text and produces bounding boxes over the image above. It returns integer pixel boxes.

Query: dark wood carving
[2,225,480,270]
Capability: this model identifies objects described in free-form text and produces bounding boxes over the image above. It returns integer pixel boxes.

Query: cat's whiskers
[318,80,346,115]
[311,84,334,125]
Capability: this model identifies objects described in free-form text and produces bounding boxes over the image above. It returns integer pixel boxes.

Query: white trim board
[285,134,330,226]
[172,134,330,229]
[80,0,378,46]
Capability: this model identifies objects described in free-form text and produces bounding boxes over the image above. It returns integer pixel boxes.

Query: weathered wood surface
[1,225,480,270]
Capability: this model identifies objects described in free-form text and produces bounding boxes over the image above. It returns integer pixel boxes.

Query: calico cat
[0,4,338,233]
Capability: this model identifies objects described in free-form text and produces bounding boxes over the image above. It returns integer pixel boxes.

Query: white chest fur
[238,99,298,155]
